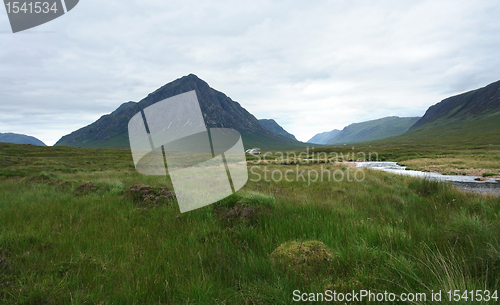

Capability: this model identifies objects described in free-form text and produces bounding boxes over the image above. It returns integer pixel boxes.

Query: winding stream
[356,161,500,196]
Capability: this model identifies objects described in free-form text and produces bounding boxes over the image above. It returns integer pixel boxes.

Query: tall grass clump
[388,246,476,305]
[409,178,449,197]
[443,211,500,286]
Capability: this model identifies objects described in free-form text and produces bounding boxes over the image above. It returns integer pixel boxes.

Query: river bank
[356,161,500,196]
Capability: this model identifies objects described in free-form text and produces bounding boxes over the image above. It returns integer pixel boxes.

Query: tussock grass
[0,143,499,303]
[270,240,335,280]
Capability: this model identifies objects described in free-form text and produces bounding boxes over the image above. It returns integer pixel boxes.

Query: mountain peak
[186,73,202,79]
[55,75,302,150]
[179,73,206,85]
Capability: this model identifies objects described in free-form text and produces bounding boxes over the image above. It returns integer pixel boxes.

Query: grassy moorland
[0,143,499,304]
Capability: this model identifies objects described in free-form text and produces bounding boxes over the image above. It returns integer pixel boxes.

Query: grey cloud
[0,0,499,144]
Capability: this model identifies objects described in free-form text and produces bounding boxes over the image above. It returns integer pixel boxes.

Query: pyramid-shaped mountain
[55,74,303,150]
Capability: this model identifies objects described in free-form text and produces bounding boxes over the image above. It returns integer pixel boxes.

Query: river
[356,161,500,196]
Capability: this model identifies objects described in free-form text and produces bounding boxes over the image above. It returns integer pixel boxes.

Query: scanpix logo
[128,91,248,213]
[3,0,79,33]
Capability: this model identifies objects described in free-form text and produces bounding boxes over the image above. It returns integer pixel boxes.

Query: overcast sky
[1,0,499,145]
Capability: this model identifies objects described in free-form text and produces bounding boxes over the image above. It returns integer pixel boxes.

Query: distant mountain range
[258,119,297,140]
[327,116,420,145]
[389,79,500,145]
[54,74,500,150]
[55,74,304,150]
[308,117,419,145]
[307,129,341,144]
[0,133,46,146]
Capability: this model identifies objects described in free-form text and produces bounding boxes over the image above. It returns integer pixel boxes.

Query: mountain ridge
[55,74,304,150]
[0,132,46,146]
[410,80,500,130]
[384,79,500,145]
[326,116,420,145]
[258,119,297,140]
[307,129,341,144]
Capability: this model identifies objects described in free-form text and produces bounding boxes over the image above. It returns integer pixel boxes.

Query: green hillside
[0,132,46,146]
[307,129,341,144]
[382,79,500,146]
[326,116,420,145]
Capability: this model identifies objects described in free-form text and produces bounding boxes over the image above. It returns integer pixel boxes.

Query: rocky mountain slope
[386,79,500,145]
[258,119,297,140]
[411,80,500,130]
[55,74,303,150]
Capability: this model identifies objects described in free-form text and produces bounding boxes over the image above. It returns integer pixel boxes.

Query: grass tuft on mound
[271,240,335,276]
